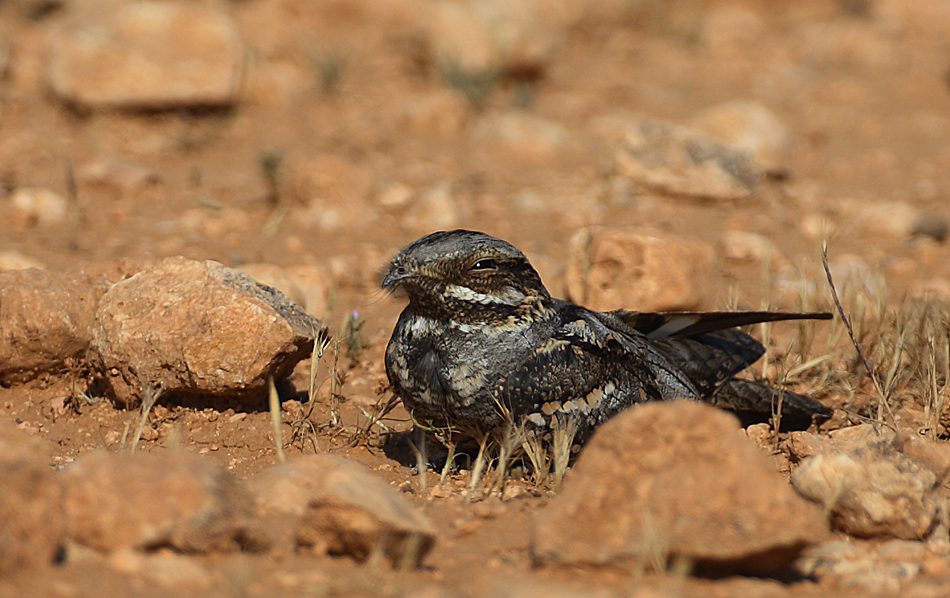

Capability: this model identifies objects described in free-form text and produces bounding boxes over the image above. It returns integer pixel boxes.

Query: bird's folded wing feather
[498,306,701,422]
[610,310,833,339]
[647,329,766,397]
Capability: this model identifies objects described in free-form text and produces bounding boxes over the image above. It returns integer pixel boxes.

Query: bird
[382,229,833,442]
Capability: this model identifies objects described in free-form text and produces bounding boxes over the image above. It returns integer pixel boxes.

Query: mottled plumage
[383,230,832,440]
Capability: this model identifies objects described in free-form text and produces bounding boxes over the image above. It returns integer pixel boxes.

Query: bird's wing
[647,329,766,397]
[609,310,832,339]
[497,304,701,428]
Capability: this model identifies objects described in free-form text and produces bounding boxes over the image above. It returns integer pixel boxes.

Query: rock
[0,421,65,574]
[425,0,566,76]
[908,278,950,301]
[565,227,717,312]
[798,212,836,241]
[108,550,214,589]
[688,101,789,175]
[826,254,886,299]
[0,269,109,384]
[376,181,416,211]
[237,263,309,310]
[8,187,68,226]
[798,539,928,594]
[532,401,828,574]
[0,418,55,466]
[599,114,762,200]
[487,576,620,598]
[855,200,921,238]
[791,433,948,539]
[787,424,894,463]
[472,112,567,160]
[284,264,331,320]
[912,213,949,243]
[78,158,162,200]
[772,255,885,312]
[49,2,244,110]
[246,455,437,566]
[719,230,779,263]
[63,449,253,553]
[0,250,45,270]
[178,207,252,240]
[403,181,460,231]
[398,90,470,138]
[92,257,328,407]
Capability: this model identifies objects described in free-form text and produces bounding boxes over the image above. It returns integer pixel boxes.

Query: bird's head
[382,230,553,324]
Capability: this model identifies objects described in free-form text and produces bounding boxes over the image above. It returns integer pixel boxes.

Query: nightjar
[383,230,832,441]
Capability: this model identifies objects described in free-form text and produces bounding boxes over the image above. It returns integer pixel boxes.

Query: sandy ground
[2,0,950,596]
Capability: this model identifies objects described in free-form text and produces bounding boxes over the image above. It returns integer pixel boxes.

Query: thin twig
[821,241,896,426]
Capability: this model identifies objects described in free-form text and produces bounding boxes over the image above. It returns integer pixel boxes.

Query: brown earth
[3,0,950,596]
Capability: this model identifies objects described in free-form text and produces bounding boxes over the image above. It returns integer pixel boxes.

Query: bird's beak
[381,265,417,289]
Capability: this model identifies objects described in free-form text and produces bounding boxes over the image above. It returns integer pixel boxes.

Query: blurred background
[1,0,949,323]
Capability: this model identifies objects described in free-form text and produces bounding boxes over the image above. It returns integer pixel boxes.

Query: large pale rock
[0,421,64,574]
[532,401,828,574]
[719,230,779,263]
[565,227,717,312]
[688,101,790,175]
[108,550,214,590]
[791,432,950,539]
[239,262,331,319]
[63,449,253,553]
[471,112,567,160]
[8,187,68,226]
[798,539,929,594]
[237,263,309,311]
[598,114,761,200]
[284,264,331,320]
[425,0,571,76]
[403,181,460,231]
[78,158,162,200]
[247,455,437,567]
[0,269,109,384]
[49,2,244,109]
[92,257,327,407]
[0,251,45,271]
[787,423,894,463]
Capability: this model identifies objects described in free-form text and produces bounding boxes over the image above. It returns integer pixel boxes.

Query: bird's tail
[707,377,833,430]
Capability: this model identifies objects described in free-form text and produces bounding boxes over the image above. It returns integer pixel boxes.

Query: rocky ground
[3,0,950,596]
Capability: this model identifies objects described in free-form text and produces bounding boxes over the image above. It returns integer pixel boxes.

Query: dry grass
[129,383,160,453]
[751,243,950,437]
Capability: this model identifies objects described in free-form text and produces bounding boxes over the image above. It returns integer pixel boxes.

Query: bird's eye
[470,259,497,271]
[395,265,407,275]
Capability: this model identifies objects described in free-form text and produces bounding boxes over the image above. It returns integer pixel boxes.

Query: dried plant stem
[409,427,428,495]
[439,437,456,485]
[821,241,896,426]
[306,331,331,420]
[466,433,490,502]
[551,415,578,490]
[268,376,286,463]
[328,341,341,428]
[130,385,159,454]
